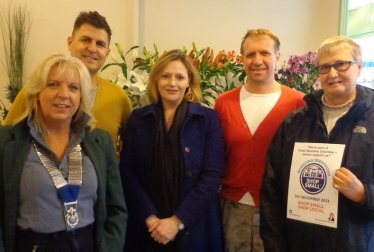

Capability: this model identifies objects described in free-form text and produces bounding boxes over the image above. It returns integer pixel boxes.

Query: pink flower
[278,51,319,93]
[300,54,308,63]
[300,66,309,74]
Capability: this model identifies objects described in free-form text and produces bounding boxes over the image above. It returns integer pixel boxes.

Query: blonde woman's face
[157,60,189,107]
[37,65,81,127]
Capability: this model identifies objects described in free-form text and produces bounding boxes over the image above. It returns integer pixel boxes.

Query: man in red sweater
[214,29,305,252]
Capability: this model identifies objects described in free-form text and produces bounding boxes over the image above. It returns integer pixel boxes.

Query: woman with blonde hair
[0,53,127,252]
[121,49,225,252]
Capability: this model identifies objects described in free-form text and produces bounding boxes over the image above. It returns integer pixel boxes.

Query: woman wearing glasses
[260,36,374,251]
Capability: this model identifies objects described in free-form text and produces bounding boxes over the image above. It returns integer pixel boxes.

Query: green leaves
[0,2,33,118]
[102,44,157,108]
[185,44,245,106]
[102,42,245,108]
[0,99,8,120]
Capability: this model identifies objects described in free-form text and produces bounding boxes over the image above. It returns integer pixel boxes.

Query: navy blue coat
[120,102,224,252]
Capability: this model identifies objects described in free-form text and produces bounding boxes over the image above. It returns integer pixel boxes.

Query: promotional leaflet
[287,142,345,228]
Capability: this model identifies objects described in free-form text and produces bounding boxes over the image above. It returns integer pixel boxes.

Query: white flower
[115,71,132,88]
[127,70,149,95]
[312,79,322,90]
[112,69,149,98]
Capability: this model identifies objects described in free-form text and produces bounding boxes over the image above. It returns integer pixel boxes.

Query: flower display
[101,44,158,107]
[102,43,245,108]
[276,51,321,94]
[102,44,319,108]
[186,44,245,107]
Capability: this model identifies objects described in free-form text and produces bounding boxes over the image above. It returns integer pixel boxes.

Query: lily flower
[110,52,119,63]
[116,71,133,88]
[132,48,138,62]
[128,70,149,95]
[116,43,125,58]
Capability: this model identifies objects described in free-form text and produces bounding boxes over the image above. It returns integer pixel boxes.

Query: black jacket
[260,85,374,252]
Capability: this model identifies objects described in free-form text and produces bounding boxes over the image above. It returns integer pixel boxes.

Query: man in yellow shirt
[3,11,132,153]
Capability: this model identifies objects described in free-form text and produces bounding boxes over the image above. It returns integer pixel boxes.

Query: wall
[139,0,340,62]
[0,0,340,112]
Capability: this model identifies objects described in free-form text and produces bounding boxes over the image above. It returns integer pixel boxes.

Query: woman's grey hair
[317,36,362,66]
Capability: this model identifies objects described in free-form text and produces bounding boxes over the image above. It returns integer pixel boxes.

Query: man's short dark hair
[72,11,112,44]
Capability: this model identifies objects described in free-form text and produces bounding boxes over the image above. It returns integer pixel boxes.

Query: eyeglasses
[316,60,357,74]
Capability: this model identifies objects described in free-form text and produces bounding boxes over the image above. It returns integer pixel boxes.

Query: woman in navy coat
[120,49,225,252]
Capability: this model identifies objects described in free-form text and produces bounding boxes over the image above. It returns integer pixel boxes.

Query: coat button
[184,147,190,153]
[243,123,247,128]
[187,172,192,178]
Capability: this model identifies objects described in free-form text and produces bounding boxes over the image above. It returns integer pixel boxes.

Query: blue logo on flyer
[300,163,326,194]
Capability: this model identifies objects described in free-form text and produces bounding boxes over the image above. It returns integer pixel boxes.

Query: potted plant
[0,3,33,120]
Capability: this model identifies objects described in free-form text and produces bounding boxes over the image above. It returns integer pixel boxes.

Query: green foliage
[102,43,245,108]
[0,99,8,121]
[186,45,244,107]
[0,2,33,119]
